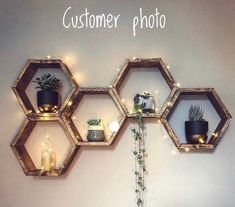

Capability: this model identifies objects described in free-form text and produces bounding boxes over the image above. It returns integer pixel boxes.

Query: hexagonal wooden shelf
[62,87,127,146]
[112,58,178,118]
[161,88,232,151]
[12,59,78,117]
[11,116,79,176]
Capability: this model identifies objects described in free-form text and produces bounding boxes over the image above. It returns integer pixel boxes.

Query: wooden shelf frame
[161,88,232,151]
[12,59,78,117]
[11,58,233,176]
[11,116,80,176]
[62,87,127,146]
[112,58,178,118]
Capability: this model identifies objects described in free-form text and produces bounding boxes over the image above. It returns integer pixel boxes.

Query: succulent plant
[33,73,61,91]
[188,105,206,121]
[87,119,103,126]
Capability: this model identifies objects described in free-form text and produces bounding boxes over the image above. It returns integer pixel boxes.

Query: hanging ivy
[132,101,147,207]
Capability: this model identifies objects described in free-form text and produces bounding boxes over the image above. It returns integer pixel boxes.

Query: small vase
[37,90,59,113]
[87,125,105,142]
[143,96,155,113]
[185,121,208,144]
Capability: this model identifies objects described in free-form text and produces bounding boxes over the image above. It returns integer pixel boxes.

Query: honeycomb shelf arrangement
[11,58,232,176]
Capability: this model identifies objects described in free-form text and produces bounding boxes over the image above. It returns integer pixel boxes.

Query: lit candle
[41,137,56,172]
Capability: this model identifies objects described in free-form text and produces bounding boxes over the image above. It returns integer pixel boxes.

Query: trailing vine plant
[132,94,147,207]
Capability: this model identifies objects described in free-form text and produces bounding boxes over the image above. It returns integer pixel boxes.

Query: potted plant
[133,92,155,113]
[87,119,105,142]
[185,105,208,144]
[33,73,61,113]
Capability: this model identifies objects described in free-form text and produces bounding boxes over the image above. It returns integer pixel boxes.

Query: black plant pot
[185,121,208,144]
[37,90,59,113]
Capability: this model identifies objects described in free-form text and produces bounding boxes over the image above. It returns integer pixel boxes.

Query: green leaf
[137,198,142,205]
[137,155,142,159]
[138,181,143,187]
[138,160,143,164]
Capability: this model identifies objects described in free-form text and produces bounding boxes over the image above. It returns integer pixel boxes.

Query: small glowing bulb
[198,138,204,144]
[157,119,161,124]
[48,148,52,152]
[68,101,72,106]
[176,82,181,87]
[132,57,136,60]
[155,90,159,94]
[72,116,76,120]
[130,110,133,114]
[36,110,40,113]
[109,121,120,132]
[117,68,120,72]
[167,102,171,106]
[121,99,125,103]
[47,55,51,59]
[109,85,113,88]
[166,65,170,69]
[185,148,190,152]
[28,110,32,113]
[155,108,159,112]
[51,163,54,166]
[46,135,49,138]
[41,166,44,170]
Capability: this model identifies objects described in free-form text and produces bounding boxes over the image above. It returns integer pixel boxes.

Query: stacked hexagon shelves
[11,59,80,176]
[11,58,232,176]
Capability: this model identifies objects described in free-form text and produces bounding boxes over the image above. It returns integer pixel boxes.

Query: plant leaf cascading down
[131,95,147,207]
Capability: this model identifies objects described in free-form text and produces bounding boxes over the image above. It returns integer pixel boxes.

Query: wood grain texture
[161,88,232,151]
[61,87,127,146]
[111,58,178,119]
[11,58,232,176]
[11,117,79,176]
[12,59,78,117]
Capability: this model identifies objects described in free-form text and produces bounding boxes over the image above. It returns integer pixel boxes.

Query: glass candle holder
[41,137,56,172]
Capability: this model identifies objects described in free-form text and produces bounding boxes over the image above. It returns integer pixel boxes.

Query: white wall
[0,0,235,206]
